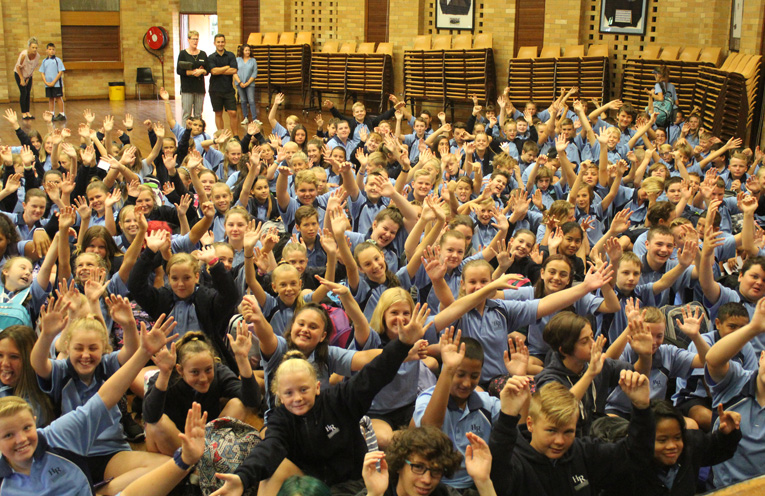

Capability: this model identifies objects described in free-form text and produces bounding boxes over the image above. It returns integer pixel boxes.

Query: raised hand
[675,304,704,339]
[464,432,492,485]
[439,327,465,371]
[141,314,179,356]
[177,402,208,467]
[398,303,431,345]
[717,404,742,435]
[504,336,529,376]
[362,451,389,496]
[228,320,253,359]
[619,370,650,409]
[499,375,531,417]
[151,341,177,374]
[39,296,71,338]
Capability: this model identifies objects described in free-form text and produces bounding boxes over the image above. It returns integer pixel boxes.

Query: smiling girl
[143,326,259,456]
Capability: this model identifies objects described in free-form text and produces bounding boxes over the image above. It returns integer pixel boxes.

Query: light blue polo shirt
[0,394,114,495]
[413,387,501,489]
[705,361,765,488]
[455,298,539,382]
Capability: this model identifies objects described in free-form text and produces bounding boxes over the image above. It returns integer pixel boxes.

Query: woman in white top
[14,37,40,120]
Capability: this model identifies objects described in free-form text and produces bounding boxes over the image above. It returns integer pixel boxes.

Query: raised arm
[31,297,71,380]
[707,298,765,382]
[241,295,278,357]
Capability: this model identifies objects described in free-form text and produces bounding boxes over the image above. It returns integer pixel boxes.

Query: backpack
[197,417,261,496]
[649,82,675,128]
[323,303,354,348]
[661,302,711,349]
[0,287,32,330]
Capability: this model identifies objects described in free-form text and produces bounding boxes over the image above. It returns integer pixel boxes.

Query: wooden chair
[641,45,662,59]
[322,40,339,53]
[586,44,609,57]
[376,43,393,56]
[698,47,723,66]
[473,33,492,49]
[247,33,261,46]
[564,45,585,57]
[432,34,451,51]
[295,31,313,46]
[720,53,743,72]
[413,35,431,50]
[678,47,701,62]
[453,34,472,50]
[659,46,680,60]
[279,32,295,45]
[261,32,279,45]
[357,42,375,54]
[516,46,538,58]
[540,45,561,58]
[339,41,356,53]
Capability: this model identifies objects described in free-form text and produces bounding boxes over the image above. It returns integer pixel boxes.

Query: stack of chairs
[246,31,312,107]
[694,52,761,143]
[309,41,394,112]
[506,44,609,108]
[403,34,496,113]
[621,46,720,116]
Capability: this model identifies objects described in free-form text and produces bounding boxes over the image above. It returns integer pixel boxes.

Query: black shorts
[676,396,712,416]
[86,451,119,483]
[45,86,63,98]
[210,91,237,112]
[368,402,415,430]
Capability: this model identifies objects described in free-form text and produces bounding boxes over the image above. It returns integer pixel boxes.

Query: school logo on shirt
[48,465,65,482]
[572,474,589,491]
[325,424,340,438]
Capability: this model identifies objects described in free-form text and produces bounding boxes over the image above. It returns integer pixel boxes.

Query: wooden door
[241,0,260,43]
[514,0,545,56]
[366,0,389,43]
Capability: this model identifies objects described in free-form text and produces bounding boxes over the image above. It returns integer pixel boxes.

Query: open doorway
[174,14,218,97]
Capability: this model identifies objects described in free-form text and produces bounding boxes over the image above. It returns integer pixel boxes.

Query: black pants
[15,73,32,113]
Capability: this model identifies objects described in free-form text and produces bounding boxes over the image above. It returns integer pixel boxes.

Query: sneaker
[241,118,248,125]
[122,413,145,443]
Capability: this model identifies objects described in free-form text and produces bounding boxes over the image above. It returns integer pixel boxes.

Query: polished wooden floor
[0,97,316,153]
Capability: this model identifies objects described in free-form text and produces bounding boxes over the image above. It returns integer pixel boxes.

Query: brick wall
[217,0,242,48]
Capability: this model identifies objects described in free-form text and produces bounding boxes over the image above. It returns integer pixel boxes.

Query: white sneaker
[241,118,248,125]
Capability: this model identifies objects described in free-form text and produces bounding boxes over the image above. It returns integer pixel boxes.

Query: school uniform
[505,287,603,359]
[0,394,115,495]
[413,388,502,489]
[38,351,128,456]
[144,362,260,431]
[235,338,412,489]
[454,297,540,383]
[673,330,757,411]
[605,343,697,417]
[535,352,633,436]
[705,360,765,487]
[327,135,361,161]
[638,255,694,307]
[353,266,416,321]
[489,404,654,496]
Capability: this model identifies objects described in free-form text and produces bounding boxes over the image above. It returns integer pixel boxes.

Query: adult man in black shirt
[207,33,238,135]
[176,30,208,122]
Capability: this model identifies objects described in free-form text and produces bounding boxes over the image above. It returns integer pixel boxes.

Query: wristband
[208,257,219,267]
[173,447,192,470]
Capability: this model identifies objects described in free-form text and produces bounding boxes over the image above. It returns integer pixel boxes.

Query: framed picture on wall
[436,0,475,31]
[599,0,649,35]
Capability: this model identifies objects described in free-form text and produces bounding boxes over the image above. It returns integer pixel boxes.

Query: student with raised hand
[0,312,177,495]
[489,370,654,496]
[704,296,765,488]
[360,426,467,496]
[208,294,432,496]
[617,400,741,496]
[535,307,653,436]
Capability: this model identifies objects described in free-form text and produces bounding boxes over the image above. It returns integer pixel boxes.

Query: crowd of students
[0,73,763,496]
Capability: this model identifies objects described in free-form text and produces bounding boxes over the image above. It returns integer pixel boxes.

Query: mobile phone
[97,158,110,171]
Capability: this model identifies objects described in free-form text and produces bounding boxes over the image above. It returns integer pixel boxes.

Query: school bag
[0,287,32,330]
[323,303,354,348]
[649,82,675,128]
[197,417,261,496]
[661,302,710,349]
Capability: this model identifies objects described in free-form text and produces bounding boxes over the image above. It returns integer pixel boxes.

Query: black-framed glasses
[405,461,443,478]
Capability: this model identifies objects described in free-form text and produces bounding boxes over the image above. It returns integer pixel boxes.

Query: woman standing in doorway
[14,37,40,120]
[176,30,208,123]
